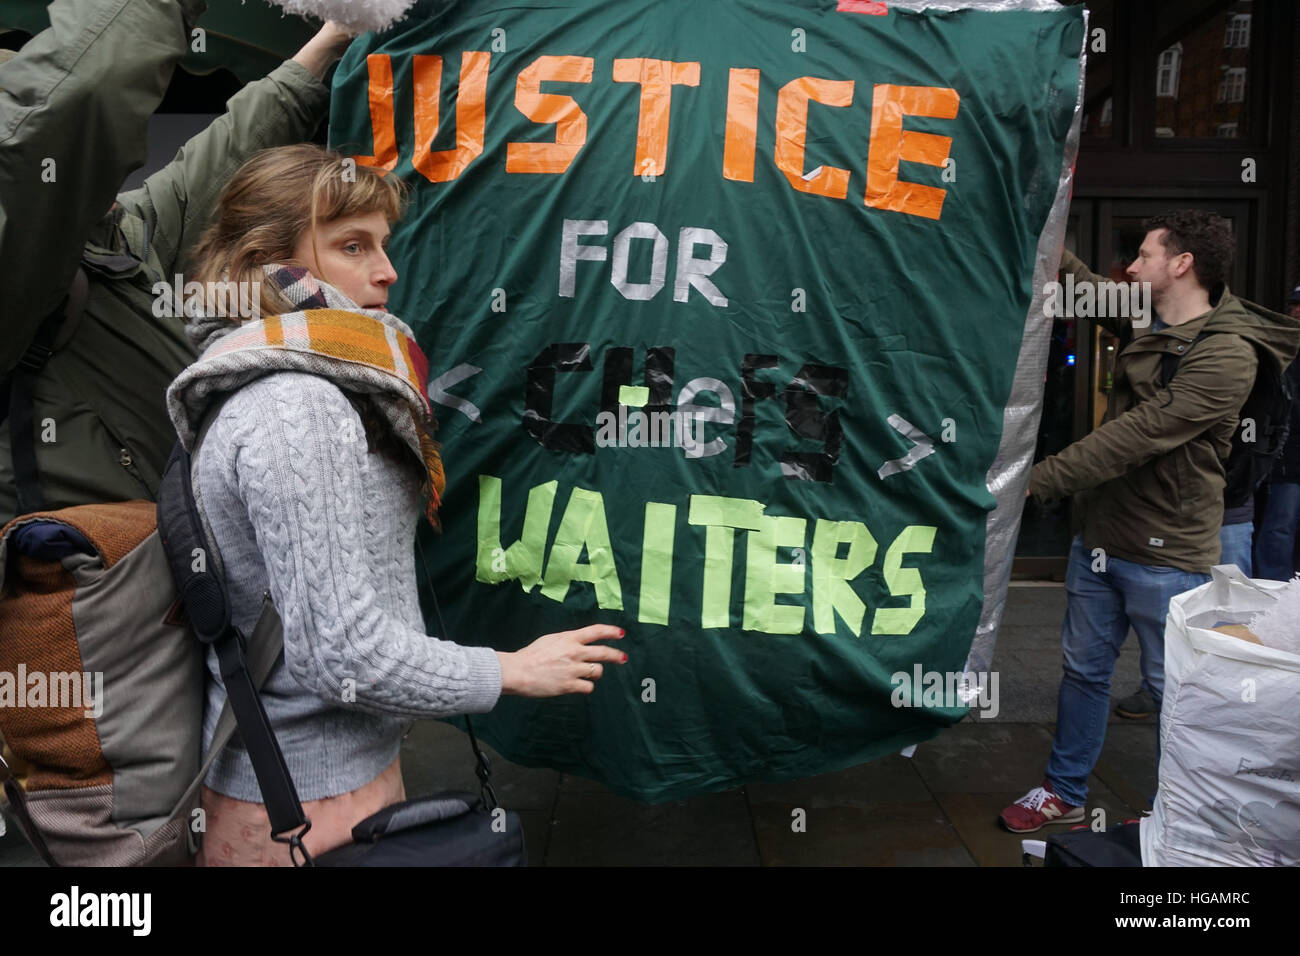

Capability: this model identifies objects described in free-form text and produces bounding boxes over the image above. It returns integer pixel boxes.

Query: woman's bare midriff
[196,757,405,867]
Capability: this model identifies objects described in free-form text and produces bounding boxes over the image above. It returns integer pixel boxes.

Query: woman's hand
[497,625,627,697]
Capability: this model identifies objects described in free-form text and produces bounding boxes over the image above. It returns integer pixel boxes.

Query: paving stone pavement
[0,582,1160,867]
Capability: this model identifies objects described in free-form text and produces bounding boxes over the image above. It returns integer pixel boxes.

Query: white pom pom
[268,0,417,34]
[1247,575,1300,656]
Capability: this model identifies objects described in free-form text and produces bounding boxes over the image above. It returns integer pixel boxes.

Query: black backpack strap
[1159,330,1212,389]
[157,395,313,863]
[166,597,283,830]
[3,268,90,515]
[208,603,310,857]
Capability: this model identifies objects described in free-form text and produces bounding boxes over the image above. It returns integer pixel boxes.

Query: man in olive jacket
[1000,210,1300,833]
[0,0,354,526]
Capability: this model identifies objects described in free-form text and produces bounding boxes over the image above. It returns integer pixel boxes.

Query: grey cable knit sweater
[193,370,502,802]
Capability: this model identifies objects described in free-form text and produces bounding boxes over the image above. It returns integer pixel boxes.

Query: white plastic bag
[1141,566,1300,866]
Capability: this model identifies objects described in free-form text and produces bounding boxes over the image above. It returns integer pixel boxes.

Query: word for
[1042,274,1151,324]
[559,219,727,306]
[477,476,938,636]
[49,886,151,936]
[889,666,999,718]
[350,52,960,220]
[151,275,261,320]
[0,665,103,719]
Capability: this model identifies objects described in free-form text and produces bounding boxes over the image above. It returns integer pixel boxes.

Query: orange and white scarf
[168,265,446,527]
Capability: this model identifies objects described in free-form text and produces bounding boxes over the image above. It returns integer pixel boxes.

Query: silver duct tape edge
[888,0,1064,11]
[964,6,1088,676]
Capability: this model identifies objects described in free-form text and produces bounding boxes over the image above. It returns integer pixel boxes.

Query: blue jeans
[1219,521,1254,577]
[1254,482,1300,581]
[1045,537,1210,807]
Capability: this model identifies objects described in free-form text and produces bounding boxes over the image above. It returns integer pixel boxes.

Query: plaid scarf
[168,265,446,528]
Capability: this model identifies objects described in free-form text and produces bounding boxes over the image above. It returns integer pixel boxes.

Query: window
[1224,14,1251,49]
[1218,68,1247,104]
[1156,44,1181,98]
[1150,4,1258,141]
[1217,123,1239,138]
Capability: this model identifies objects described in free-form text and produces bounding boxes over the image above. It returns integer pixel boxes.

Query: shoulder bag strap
[166,595,283,825]
[416,543,500,811]
[158,391,311,860]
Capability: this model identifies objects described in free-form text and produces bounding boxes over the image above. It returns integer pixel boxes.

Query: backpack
[0,394,283,866]
[1159,332,1294,510]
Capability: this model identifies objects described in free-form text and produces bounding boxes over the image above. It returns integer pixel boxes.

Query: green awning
[0,0,317,83]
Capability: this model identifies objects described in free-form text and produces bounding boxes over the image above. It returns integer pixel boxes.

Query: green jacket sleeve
[114,60,330,275]
[0,0,206,371]
[1058,248,1134,339]
[1029,334,1257,501]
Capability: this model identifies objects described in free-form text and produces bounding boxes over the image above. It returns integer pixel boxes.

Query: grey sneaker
[1116,687,1157,719]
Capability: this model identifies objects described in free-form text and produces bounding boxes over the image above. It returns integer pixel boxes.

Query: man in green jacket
[1000,209,1300,833]
[0,0,354,525]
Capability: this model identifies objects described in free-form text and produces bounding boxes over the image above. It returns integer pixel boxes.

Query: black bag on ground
[1044,822,1142,867]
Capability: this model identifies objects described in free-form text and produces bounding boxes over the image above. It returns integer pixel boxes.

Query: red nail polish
[622,653,629,662]
[618,628,626,637]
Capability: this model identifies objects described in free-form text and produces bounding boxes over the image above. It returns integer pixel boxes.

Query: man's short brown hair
[1143,209,1235,295]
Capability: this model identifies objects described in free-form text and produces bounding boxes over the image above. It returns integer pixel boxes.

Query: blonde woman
[167,144,625,866]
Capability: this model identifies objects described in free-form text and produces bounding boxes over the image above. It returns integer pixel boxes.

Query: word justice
[349,52,961,220]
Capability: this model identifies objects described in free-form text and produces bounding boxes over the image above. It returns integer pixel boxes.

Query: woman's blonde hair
[189,144,431,491]
[188,143,407,318]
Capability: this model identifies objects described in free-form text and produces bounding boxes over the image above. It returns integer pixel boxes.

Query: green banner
[329,0,1082,801]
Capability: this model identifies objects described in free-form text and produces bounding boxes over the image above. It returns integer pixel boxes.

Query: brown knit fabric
[0,500,156,791]
[40,500,157,569]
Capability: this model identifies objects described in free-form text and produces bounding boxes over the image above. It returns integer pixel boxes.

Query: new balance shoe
[999,779,1084,833]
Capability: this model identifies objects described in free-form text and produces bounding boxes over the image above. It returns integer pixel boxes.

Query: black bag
[315,791,524,867]
[1044,822,1142,867]
[1160,333,1294,510]
[157,429,525,868]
